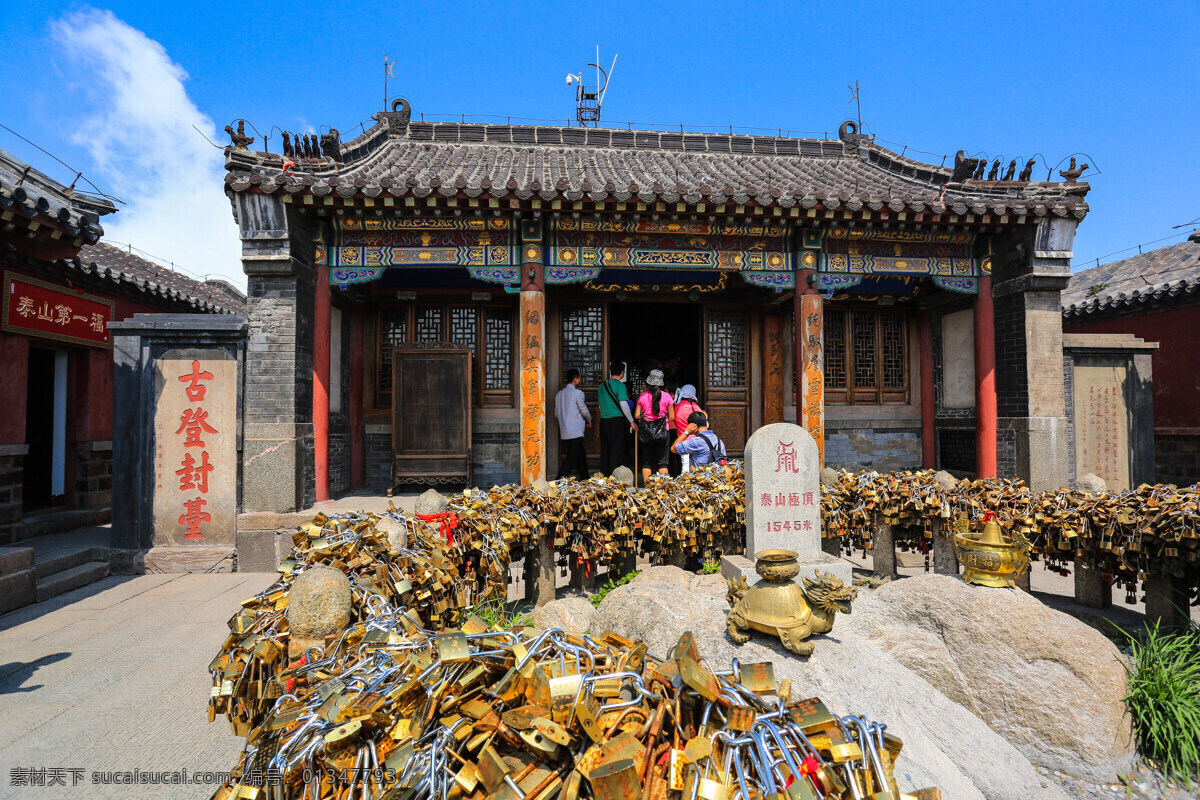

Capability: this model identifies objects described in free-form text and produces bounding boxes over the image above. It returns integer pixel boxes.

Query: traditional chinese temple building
[223,102,1090,516]
[0,148,245,545]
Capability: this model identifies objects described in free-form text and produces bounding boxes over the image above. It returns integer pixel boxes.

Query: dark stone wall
[74,442,112,510]
[0,451,24,545]
[1156,434,1200,486]
[824,425,922,472]
[365,426,391,492]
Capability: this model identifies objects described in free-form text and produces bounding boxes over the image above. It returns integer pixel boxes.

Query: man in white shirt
[554,369,592,480]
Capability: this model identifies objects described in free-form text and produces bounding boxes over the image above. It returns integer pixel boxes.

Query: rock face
[1076,472,1108,493]
[841,574,1136,782]
[819,466,839,487]
[530,597,595,633]
[589,569,1071,800]
[415,489,448,515]
[375,516,407,551]
[287,564,352,659]
[612,466,635,486]
[934,470,959,492]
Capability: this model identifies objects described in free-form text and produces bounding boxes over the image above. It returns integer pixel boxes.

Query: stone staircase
[0,526,110,615]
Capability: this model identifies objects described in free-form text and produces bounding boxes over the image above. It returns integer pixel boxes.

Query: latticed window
[377,303,514,407]
[824,308,909,404]
[562,305,604,386]
[706,309,747,388]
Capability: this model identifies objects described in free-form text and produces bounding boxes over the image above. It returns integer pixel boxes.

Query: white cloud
[51,9,244,288]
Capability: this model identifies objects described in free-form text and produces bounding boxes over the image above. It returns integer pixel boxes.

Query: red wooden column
[974,275,997,477]
[348,303,364,490]
[918,309,936,468]
[313,264,331,502]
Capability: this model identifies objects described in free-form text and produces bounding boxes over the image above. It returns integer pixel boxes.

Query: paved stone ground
[0,572,276,800]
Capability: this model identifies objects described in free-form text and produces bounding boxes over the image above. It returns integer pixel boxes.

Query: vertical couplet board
[519,292,547,484]
[744,422,821,557]
[152,356,237,545]
[798,295,825,466]
[391,347,472,485]
[763,313,784,426]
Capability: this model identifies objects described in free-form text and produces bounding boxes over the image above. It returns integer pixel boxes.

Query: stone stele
[152,356,237,547]
[724,423,850,585]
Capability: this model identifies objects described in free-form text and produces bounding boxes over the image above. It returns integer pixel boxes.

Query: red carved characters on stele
[175,361,215,539]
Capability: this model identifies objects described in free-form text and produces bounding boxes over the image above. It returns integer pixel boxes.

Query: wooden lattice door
[703,307,749,457]
[390,344,472,490]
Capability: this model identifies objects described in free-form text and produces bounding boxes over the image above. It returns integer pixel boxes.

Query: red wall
[1064,304,1200,429]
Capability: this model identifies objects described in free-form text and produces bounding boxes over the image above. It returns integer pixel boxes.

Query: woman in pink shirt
[633,369,675,483]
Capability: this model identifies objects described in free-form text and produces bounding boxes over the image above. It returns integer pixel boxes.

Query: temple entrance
[608,303,703,398]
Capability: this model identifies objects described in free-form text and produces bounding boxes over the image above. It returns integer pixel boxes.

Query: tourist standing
[669,384,703,474]
[634,369,675,483]
[598,361,636,476]
[554,369,591,480]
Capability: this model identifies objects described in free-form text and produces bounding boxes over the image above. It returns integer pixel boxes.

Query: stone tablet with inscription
[744,422,821,556]
[152,355,237,546]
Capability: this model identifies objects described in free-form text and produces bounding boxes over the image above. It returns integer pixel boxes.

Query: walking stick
[634,424,639,488]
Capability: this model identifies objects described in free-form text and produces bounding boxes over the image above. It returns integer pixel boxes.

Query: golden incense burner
[726,550,857,656]
[953,512,1030,588]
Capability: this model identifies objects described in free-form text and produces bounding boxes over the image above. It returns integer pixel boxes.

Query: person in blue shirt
[670,411,726,469]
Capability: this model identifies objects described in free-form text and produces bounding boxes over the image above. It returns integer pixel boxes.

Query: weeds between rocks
[589,570,641,607]
[1117,618,1200,786]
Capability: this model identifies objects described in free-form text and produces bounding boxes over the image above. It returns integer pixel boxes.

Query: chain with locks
[210,613,940,800]
[820,470,1199,605]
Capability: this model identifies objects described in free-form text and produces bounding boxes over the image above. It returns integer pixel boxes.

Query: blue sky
[2,1,1197,287]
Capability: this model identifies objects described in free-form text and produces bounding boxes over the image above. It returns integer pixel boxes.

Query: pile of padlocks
[210,510,511,735]
[209,612,933,800]
[820,470,1200,604]
[448,465,746,570]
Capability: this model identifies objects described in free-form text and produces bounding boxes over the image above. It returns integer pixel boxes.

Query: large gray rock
[287,564,352,659]
[589,573,1067,800]
[415,489,448,515]
[841,574,1135,782]
[612,466,635,486]
[1076,472,1107,494]
[934,470,959,492]
[819,466,839,488]
[375,515,407,552]
[530,597,595,633]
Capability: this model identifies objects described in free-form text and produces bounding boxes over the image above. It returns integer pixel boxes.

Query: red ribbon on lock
[415,512,458,545]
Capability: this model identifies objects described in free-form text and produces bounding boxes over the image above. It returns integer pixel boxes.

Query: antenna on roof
[565,48,617,127]
[848,81,862,128]
[383,55,397,111]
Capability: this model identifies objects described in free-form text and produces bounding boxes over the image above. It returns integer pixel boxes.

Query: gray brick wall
[824,425,921,472]
[365,428,390,492]
[74,442,112,511]
[1156,433,1200,486]
[0,453,23,545]
[473,423,519,488]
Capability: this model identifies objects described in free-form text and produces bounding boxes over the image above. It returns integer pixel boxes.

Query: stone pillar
[871,515,897,579]
[1073,557,1112,609]
[931,518,959,575]
[313,262,331,502]
[974,274,997,478]
[232,193,316,513]
[918,310,936,469]
[990,219,1076,490]
[109,314,247,573]
[1144,575,1190,629]
[796,293,825,467]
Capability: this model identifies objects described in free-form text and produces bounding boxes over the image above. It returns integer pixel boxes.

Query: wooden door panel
[392,346,472,484]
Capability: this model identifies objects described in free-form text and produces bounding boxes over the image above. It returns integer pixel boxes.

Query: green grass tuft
[589,570,641,608]
[468,597,532,629]
[700,559,721,575]
[1118,618,1200,784]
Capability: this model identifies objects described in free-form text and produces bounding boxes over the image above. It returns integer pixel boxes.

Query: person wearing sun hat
[633,368,675,483]
[670,384,703,474]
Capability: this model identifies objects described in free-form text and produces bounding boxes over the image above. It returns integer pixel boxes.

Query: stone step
[0,567,37,615]
[35,561,109,604]
[0,546,35,576]
[34,546,106,581]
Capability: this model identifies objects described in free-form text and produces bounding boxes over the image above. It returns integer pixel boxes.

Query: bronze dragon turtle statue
[726,569,857,656]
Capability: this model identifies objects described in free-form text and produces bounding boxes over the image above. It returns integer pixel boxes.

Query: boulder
[934,470,959,492]
[531,597,595,633]
[612,466,635,486]
[841,574,1135,782]
[375,515,407,551]
[819,466,839,487]
[415,489,448,515]
[590,573,1067,800]
[287,564,352,659]
[1076,472,1107,494]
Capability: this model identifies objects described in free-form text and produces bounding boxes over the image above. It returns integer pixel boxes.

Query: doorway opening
[608,302,703,399]
[23,348,67,512]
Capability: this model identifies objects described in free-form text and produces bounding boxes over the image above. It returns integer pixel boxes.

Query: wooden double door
[555,301,750,461]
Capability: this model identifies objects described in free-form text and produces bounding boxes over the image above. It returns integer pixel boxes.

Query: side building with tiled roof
[0,147,244,547]
[1063,234,1200,485]
[221,100,1092,527]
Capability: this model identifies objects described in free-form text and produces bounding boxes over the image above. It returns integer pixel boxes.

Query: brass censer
[726,550,857,656]
[953,510,1031,588]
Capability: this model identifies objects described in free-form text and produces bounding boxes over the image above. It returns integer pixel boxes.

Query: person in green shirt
[598,361,636,476]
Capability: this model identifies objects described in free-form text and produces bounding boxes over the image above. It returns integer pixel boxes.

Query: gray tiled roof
[1062,237,1200,317]
[225,117,1089,219]
[0,148,114,244]
[77,242,246,314]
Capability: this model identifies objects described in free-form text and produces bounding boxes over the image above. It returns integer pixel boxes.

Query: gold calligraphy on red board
[519,294,546,484]
[174,360,216,539]
[799,295,824,466]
